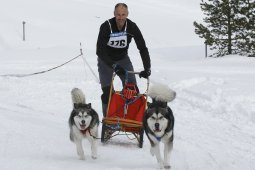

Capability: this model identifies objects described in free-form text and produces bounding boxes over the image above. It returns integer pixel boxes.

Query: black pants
[97,56,137,105]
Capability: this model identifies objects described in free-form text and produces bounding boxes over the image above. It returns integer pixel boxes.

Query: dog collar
[156,136,161,141]
[80,128,89,135]
[79,129,98,139]
[155,132,167,142]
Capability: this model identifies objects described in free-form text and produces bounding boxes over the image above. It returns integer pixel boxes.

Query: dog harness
[107,20,127,48]
[80,129,89,135]
[80,128,98,139]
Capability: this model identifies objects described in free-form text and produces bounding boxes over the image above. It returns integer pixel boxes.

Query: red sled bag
[107,84,147,123]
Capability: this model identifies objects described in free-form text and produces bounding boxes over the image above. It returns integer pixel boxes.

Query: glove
[139,69,151,78]
[112,64,126,76]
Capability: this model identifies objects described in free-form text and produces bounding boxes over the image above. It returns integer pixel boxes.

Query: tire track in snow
[172,77,255,170]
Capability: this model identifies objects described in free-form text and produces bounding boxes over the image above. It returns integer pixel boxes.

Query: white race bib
[107,20,128,49]
[107,32,127,48]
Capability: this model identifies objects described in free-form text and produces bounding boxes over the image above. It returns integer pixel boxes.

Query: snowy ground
[1,0,255,170]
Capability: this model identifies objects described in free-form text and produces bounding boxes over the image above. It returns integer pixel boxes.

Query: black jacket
[96,17,151,70]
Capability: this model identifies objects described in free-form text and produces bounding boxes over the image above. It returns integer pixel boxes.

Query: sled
[101,71,149,148]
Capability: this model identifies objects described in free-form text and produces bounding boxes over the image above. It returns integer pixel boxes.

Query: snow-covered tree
[194,0,255,57]
[233,0,255,57]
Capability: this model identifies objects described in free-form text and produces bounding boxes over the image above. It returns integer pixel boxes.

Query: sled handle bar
[126,71,150,94]
[112,71,150,88]
[127,71,149,90]
[127,71,140,74]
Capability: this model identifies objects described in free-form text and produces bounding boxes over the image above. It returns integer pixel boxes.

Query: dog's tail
[71,88,86,104]
[148,83,176,102]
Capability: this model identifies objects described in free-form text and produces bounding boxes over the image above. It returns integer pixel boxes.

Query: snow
[1,0,255,170]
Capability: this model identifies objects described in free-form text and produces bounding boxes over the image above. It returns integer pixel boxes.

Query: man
[96,3,151,116]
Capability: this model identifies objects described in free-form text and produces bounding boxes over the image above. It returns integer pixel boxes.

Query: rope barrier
[0,54,82,78]
[79,43,100,83]
[0,43,100,82]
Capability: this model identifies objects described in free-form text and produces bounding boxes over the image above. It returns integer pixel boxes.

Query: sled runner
[101,71,149,148]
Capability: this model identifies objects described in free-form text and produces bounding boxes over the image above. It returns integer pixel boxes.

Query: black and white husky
[68,88,99,160]
[143,84,176,169]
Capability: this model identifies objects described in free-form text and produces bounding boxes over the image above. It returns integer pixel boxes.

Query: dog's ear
[73,103,79,109]
[86,103,91,109]
[147,102,152,108]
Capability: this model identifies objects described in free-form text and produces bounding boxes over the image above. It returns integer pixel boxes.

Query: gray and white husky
[143,84,176,169]
[68,88,99,160]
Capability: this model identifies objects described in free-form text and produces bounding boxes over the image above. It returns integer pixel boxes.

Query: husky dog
[143,84,176,169]
[68,88,99,160]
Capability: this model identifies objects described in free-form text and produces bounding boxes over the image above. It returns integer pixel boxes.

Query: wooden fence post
[205,42,207,58]
[22,21,26,41]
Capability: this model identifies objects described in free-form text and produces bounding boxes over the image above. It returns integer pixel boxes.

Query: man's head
[114,3,128,29]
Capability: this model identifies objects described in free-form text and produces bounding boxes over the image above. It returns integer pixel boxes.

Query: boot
[102,103,113,139]
[102,103,108,117]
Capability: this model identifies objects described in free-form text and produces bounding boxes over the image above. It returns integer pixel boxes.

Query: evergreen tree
[194,0,235,57]
[194,0,255,57]
[234,0,255,57]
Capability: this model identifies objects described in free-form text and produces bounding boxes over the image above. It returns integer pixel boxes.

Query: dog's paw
[79,155,85,160]
[91,153,97,159]
[158,162,164,169]
[164,161,171,169]
[91,155,97,159]
[91,148,97,159]
[77,151,85,160]
[150,148,155,156]
[164,165,171,169]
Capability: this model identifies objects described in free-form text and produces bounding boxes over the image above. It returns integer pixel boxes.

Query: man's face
[114,6,128,29]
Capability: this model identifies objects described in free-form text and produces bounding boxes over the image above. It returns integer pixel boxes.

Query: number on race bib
[109,40,126,47]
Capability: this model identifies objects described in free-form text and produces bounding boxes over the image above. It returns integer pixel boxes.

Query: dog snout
[155,123,160,130]
[81,120,85,125]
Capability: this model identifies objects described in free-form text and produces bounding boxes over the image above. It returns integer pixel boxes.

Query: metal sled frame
[101,71,149,148]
